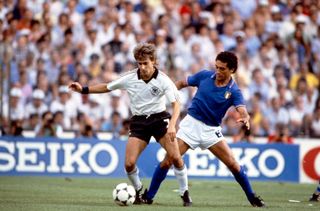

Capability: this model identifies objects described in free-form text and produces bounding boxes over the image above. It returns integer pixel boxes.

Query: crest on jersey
[150,86,160,96]
[224,91,231,99]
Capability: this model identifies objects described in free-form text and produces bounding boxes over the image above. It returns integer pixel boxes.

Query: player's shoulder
[201,69,214,74]
[192,69,214,79]
[230,78,240,90]
[157,70,173,82]
[157,70,169,78]
[229,79,242,94]
[196,69,214,75]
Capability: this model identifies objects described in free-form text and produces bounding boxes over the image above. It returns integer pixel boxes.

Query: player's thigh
[159,138,190,168]
[177,138,190,156]
[159,135,185,167]
[208,140,240,172]
[125,137,148,165]
[158,134,180,156]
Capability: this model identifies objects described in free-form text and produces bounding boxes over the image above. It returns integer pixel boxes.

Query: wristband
[81,86,89,94]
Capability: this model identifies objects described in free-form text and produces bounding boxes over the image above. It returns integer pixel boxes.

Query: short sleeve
[164,78,180,103]
[232,88,245,107]
[107,74,130,90]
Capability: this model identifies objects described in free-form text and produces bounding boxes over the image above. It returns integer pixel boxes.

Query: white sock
[126,167,142,191]
[174,164,188,196]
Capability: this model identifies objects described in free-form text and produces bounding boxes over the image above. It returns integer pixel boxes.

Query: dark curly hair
[216,51,238,73]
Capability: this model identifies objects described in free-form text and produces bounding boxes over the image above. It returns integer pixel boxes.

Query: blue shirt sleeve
[187,70,213,87]
[232,88,245,107]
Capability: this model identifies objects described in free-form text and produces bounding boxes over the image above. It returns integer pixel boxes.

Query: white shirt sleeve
[107,73,131,91]
[164,79,180,103]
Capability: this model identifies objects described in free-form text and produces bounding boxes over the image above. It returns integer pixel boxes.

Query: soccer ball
[112,183,136,206]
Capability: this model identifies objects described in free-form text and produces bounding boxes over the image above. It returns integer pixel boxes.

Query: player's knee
[125,159,136,172]
[168,153,183,167]
[160,159,172,169]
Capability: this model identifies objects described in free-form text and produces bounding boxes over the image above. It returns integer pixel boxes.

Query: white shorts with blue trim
[176,114,224,150]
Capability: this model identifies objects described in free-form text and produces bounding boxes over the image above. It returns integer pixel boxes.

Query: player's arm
[175,79,188,90]
[68,82,111,94]
[176,70,211,90]
[167,100,180,142]
[235,106,250,130]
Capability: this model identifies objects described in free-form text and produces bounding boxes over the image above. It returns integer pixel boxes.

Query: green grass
[0,177,319,211]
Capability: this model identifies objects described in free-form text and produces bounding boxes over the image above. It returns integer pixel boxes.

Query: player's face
[136,57,155,80]
[215,60,232,82]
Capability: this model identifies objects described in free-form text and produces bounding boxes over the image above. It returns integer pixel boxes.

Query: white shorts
[176,114,224,150]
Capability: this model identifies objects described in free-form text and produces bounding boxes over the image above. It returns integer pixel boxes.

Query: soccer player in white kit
[69,43,189,205]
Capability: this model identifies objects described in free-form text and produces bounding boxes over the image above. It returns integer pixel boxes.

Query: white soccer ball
[112,183,136,206]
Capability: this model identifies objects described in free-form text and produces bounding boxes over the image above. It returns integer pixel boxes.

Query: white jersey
[107,68,179,116]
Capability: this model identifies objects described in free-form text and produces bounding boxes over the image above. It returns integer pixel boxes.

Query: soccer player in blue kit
[309,181,320,202]
[141,51,266,207]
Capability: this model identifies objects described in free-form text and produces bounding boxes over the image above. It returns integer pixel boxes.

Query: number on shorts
[215,130,222,138]
[164,118,170,128]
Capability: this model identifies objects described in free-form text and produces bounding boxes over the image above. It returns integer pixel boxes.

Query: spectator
[289,62,319,91]
[35,111,57,137]
[219,21,236,51]
[265,97,290,134]
[24,113,39,131]
[53,111,64,137]
[1,0,320,140]
[268,123,293,144]
[233,124,254,143]
[304,107,320,138]
[88,53,102,78]
[50,85,77,129]
[8,120,23,136]
[288,95,307,136]
[86,94,104,130]
[25,89,48,119]
[265,5,282,35]
[2,87,24,123]
[119,118,131,137]
[248,68,270,101]
[248,96,269,136]
[79,124,96,138]
[101,111,123,138]
[103,89,129,121]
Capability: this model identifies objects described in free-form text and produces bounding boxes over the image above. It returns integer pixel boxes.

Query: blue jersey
[187,70,245,126]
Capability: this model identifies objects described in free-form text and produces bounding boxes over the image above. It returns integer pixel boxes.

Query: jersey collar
[137,67,159,83]
[211,72,235,88]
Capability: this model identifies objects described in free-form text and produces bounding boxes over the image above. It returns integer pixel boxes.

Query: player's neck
[141,73,153,81]
[215,78,231,87]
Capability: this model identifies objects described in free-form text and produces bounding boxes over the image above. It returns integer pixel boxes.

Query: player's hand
[167,125,177,142]
[237,117,250,130]
[68,82,82,93]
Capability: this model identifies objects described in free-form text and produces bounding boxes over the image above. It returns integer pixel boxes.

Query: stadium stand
[0,0,319,141]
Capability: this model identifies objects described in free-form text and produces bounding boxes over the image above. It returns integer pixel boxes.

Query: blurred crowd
[0,0,320,141]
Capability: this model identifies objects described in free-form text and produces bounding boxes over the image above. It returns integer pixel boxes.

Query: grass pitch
[0,177,319,211]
